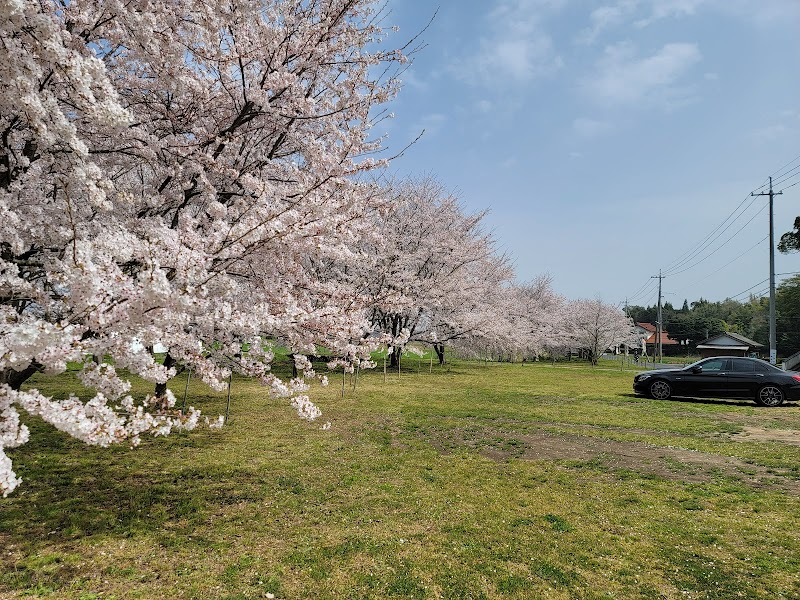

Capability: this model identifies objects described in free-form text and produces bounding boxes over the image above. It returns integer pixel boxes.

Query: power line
[727,278,769,300]
[664,203,767,277]
[628,152,798,308]
[670,154,800,278]
[780,180,800,191]
[772,164,800,187]
[674,235,768,294]
[750,153,800,194]
[627,278,653,300]
[660,193,757,275]
[624,277,656,305]
[770,152,800,181]
[726,272,800,301]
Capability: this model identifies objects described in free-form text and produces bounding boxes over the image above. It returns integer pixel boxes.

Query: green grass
[3,360,800,598]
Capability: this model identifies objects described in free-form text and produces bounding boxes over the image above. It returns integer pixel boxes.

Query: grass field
[3,359,800,599]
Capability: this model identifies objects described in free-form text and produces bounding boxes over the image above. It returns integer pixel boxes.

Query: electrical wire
[674,235,768,294]
[626,278,657,305]
[678,157,800,278]
[664,203,767,277]
[726,273,800,301]
[662,195,764,276]
[659,193,757,275]
[626,278,653,300]
[750,153,800,193]
[772,164,800,187]
[727,278,769,300]
[780,180,800,192]
[770,152,800,180]
[626,153,798,306]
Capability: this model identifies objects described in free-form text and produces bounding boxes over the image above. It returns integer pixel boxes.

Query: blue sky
[377,0,800,306]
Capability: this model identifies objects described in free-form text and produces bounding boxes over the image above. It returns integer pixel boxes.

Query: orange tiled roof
[636,322,679,345]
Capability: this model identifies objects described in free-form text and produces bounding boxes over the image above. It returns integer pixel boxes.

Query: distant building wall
[699,347,747,358]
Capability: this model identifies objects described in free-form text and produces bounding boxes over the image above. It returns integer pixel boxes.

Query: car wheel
[756,385,785,407]
[649,380,672,400]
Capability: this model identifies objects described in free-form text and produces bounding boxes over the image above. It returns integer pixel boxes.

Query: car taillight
[792,374,800,382]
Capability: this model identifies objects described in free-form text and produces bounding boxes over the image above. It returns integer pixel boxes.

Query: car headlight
[636,374,651,382]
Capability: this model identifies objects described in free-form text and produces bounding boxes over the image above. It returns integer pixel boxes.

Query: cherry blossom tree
[565,299,635,366]
[360,177,514,366]
[0,0,412,496]
[498,276,567,361]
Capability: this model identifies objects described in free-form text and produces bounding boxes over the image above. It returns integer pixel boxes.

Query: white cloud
[577,0,638,45]
[500,156,520,169]
[576,0,702,44]
[398,68,430,92]
[452,0,564,87]
[709,0,800,25]
[752,124,789,143]
[753,109,800,143]
[572,117,614,138]
[582,42,702,108]
[413,113,448,137]
[636,0,704,27]
[575,0,799,45]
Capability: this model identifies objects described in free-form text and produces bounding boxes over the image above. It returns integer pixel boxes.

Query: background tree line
[626,275,800,357]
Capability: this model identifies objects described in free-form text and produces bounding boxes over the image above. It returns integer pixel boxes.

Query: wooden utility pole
[752,177,783,364]
[651,271,664,363]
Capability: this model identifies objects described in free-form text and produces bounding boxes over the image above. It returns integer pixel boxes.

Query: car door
[727,358,758,398]
[680,358,729,397]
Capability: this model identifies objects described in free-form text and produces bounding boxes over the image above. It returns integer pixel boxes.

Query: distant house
[696,332,764,358]
[635,322,679,354]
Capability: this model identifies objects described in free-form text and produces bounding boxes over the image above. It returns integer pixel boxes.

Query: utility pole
[752,177,783,365]
[651,271,664,363]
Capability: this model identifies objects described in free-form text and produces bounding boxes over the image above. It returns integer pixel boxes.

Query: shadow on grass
[621,393,761,408]
[0,426,272,547]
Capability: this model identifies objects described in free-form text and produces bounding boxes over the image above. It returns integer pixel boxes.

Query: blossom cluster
[0,0,409,496]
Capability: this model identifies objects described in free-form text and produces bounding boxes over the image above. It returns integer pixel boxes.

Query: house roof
[697,332,764,348]
[635,322,679,345]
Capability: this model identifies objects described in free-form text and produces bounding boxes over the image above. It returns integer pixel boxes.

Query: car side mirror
[691,366,702,374]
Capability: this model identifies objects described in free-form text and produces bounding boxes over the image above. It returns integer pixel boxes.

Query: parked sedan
[633,356,800,406]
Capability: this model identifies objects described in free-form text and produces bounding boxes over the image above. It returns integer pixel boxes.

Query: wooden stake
[182,367,192,411]
[224,371,232,424]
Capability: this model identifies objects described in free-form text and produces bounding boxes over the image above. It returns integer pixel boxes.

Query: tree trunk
[154,352,178,398]
[389,349,401,369]
[1,363,42,391]
[433,342,445,366]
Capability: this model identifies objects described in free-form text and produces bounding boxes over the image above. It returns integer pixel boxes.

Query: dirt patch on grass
[732,427,800,446]
[415,426,800,492]
[518,430,800,491]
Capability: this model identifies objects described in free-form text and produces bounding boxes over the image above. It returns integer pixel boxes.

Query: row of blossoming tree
[358,179,636,369]
[0,0,634,496]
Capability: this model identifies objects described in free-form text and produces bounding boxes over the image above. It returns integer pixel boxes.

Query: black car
[633,356,800,406]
